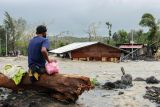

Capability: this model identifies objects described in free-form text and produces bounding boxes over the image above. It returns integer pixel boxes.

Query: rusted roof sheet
[119,45,143,49]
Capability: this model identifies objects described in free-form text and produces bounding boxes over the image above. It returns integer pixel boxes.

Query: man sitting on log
[0,25,93,102]
[28,25,56,82]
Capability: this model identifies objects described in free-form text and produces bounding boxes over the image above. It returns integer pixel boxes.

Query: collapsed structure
[118,43,146,60]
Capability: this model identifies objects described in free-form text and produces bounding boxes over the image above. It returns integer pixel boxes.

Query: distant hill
[48,36,107,49]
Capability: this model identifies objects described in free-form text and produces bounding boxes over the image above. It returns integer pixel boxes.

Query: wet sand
[0,56,160,107]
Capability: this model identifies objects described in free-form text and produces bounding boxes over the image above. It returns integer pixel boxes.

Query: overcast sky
[0,0,160,37]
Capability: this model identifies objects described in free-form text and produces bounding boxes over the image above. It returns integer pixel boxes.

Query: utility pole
[131,30,134,59]
[5,30,8,56]
[54,34,58,49]
[0,38,1,55]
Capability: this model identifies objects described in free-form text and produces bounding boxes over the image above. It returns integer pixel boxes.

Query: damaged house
[50,42,127,62]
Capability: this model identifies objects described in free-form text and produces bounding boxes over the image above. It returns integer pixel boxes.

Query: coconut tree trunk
[0,73,93,103]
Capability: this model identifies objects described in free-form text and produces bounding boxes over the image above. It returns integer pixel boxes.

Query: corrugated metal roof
[49,41,128,54]
[119,45,143,49]
[49,42,98,54]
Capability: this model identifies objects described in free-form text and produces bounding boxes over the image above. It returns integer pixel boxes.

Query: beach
[0,56,160,107]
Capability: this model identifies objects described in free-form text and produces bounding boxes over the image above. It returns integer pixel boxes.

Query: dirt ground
[0,56,160,107]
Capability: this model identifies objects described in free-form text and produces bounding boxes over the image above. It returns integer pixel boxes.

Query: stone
[118,91,124,95]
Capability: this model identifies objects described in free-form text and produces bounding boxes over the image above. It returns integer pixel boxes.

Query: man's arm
[41,39,56,63]
[41,47,50,63]
[41,47,56,63]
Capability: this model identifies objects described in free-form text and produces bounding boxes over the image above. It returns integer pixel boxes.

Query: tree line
[0,12,160,56]
[0,12,27,56]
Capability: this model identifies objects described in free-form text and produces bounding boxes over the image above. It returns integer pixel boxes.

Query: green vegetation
[139,13,158,45]
[139,13,160,55]
[91,78,100,86]
[0,12,27,56]
[0,12,160,56]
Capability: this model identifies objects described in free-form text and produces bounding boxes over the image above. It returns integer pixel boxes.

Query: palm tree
[106,22,112,44]
[139,13,159,55]
[112,32,118,44]
[3,11,16,51]
[0,26,6,55]
[3,12,27,54]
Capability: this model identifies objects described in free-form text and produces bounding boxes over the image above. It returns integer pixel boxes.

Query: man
[28,25,55,82]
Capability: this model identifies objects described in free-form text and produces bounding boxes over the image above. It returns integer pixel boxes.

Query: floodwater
[0,56,160,107]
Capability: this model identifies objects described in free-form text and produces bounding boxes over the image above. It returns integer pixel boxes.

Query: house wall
[71,43,121,61]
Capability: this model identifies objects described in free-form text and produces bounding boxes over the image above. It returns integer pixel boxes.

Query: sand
[0,56,160,107]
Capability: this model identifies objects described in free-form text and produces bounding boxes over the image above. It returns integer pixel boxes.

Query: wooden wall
[71,43,121,61]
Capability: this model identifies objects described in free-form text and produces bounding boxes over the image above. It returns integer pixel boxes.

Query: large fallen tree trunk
[0,73,93,103]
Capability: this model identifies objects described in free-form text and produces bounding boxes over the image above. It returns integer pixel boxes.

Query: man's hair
[36,25,47,34]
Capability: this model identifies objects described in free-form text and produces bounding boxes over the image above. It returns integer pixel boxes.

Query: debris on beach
[118,91,124,95]
[146,76,159,84]
[144,86,160,104]
[102,67,133,90]
[0,73,93,103]
[134,76,159,84]
[0,89,57,107]
[91,78,100,86]
[134,77,145,81]
[102,79,133,90]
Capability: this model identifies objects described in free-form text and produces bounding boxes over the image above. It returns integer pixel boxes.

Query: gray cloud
[0,0,160,36]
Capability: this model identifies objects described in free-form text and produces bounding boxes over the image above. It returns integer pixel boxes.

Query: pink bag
[45,62,59,75]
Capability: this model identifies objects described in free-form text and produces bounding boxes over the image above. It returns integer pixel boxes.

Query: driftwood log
[0,73,93,103]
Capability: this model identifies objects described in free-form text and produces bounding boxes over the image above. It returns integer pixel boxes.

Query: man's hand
[48,59,57,63]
